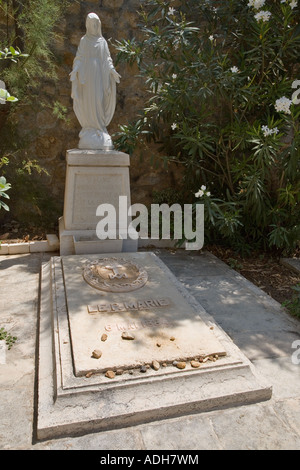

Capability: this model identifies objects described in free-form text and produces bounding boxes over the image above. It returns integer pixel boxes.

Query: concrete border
[0,236,178,256]
[0,234,59,255]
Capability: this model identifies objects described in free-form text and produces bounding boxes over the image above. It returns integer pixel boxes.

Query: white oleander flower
[275,96,292,114]
[248,0,266,9]
[261,125,279,137]
[254,10,272,22]
[168,7,176,15]
[261,125,272,136]
[195,186,211,198]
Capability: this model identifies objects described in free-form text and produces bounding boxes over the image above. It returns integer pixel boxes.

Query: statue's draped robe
[71,35,116,137]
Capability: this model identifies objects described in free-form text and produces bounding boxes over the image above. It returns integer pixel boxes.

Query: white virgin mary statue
[70,13,121,150]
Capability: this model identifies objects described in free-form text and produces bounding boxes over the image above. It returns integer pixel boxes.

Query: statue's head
[86,13,102,37]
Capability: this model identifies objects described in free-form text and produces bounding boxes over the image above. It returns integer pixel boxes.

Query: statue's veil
[86,13,103,37]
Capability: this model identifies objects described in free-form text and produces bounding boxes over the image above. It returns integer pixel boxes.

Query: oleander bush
[114,0,300,254]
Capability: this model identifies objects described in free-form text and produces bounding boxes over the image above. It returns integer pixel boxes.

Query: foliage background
[0,0,73,231]
[114,0,300,254]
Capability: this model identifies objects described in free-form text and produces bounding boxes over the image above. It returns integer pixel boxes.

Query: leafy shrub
[114,0,300,254]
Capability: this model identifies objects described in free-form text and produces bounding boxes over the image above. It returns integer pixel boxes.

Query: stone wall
[1,0,183,225]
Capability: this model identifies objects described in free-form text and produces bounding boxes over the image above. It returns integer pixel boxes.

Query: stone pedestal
[59,149,138,255]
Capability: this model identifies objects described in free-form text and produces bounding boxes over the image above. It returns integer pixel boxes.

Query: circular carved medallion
[82,257,148,292]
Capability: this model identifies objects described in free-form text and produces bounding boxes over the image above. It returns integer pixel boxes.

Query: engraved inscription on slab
[83,257,148,292]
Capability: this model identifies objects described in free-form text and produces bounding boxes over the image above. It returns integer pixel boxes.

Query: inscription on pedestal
[72,172,126,225]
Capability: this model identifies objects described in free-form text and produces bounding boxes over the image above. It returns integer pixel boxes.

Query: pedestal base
[59,217,138,255]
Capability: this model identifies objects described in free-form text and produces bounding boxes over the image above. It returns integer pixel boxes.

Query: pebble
[92,349,102,359]
[85,371,93,378]
[191,360,201,368]
[121,331,135,340]
[152,360,160,371]
[156,342,162,347]
[116,369,123,375]
[170,336,175,341]
[140,365,147,373]
[105,370,115,379]
[208,355,217,361]
[176,361,186,369]
[101,334,108,342]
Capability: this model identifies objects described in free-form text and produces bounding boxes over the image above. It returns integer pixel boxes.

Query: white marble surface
[70,13,121,150]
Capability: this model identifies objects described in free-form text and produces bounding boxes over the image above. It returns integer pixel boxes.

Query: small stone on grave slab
[176,361,186,369]
[92,349,102,359]
[121,331,135,340]
[191,360,201,368]
[105,370,115,379]
[101,334,108,342]
[152,360,160,371]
